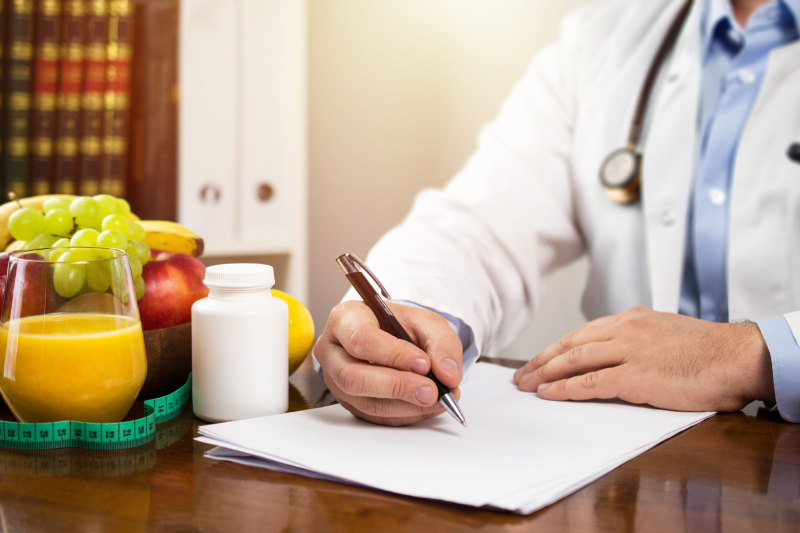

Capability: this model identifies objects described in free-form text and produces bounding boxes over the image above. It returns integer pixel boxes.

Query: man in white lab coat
[314,0,800,426]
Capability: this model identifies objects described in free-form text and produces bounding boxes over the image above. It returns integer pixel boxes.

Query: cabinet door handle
[257,183,274,202]
[200,185,221,203]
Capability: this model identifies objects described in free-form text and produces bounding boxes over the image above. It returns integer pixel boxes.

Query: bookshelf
[129,0,308,302]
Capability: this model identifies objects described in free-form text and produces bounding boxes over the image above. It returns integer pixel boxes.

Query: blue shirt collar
[702,0,800,52]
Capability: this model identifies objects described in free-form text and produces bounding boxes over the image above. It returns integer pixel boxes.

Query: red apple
[0,251,58,320]
[138,251,208,331]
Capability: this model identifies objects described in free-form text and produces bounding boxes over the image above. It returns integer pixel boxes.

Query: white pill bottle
[191,263,288,422]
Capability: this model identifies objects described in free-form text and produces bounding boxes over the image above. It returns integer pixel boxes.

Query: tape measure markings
[0,374,191,451]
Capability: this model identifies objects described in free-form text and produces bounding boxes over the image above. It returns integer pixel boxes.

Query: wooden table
[0,357,798,532]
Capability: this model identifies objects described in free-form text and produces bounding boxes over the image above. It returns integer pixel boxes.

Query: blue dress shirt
[678,0,800,422]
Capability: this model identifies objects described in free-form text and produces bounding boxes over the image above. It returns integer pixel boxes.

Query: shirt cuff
[313,300,479,379]
[756,317,800,423]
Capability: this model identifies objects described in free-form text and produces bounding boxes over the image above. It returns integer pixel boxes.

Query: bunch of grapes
[8,195,150,301]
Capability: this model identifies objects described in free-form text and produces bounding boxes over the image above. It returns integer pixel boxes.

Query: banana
[138,220,205,258]
[0,194,141,251]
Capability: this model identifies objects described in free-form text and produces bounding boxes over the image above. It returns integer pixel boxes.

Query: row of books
[1,0,133,200]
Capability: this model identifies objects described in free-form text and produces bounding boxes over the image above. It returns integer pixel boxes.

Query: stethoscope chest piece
[599,0,692,206]
[600,147,641,204]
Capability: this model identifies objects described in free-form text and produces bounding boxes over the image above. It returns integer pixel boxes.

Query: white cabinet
[178,0,307,302]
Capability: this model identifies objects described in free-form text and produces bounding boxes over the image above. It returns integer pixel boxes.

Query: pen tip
[462,421,467,428]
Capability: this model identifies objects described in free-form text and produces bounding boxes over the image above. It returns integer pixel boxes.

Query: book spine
[0,1,5,182]
[29,0,60,196]
[99,0,128,197]
[77,0,105,196]
[52,0,83,195]
[3,0,34,199]
[126,0,177,220]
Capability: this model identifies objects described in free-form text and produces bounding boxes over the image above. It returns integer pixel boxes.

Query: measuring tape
[0,374,192,451]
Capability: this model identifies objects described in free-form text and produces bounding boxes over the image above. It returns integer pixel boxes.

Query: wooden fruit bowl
[139,323,192,400]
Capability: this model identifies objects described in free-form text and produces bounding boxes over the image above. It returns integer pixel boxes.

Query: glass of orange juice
[0,247,146,423]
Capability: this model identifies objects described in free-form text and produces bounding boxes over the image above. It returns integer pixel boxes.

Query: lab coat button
[660,210,676,226]
[708,188,726,206]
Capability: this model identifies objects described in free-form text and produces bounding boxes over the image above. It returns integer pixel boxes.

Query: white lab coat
[348,0,800,356]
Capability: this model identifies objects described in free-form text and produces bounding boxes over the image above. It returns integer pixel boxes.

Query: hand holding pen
[313,254,466,427]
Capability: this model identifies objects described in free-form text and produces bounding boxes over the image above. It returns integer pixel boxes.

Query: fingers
[326,301,432,375]
[390,302,463,388]
[331,376,462,426]
[513,317,618,384]
[322,343,442,407]
[317,300,465,426]
[517,341,625,392]
[535,366,625,402]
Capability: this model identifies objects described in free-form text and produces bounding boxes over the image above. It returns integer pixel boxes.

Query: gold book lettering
[34,94,56,110]
[82,93,103,110]
[37,43,59,60]
[56,137,78,156]
[11,43,33,61]
[33,137,54,156]
[14,0,33,14]
[9,93,30,110]
[61,43,84,61]
[40,0,60,16]
[104,92,128,110]
[103,136,126,155]
[57,94,81,111]
[8,138,28,157]
[81,136,102,155]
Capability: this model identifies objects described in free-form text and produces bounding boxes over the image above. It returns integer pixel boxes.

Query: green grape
[9,208,45,241]
[97,229,128,250]
[95,248,115,260]
[22,232,58,251]
[110,265,130,304]
[69,197,102,229]
[68,248,101,261]
[44,209,74,237]
[126,240,150,266]
[128,221,146,241]
[70,228,99,247]
[117,199,131,217]
[101,214,130,236]
[49,249,68,261]
[93,194,121,218]
[128,255,143,280]
[134,276,145,300]
[86,261,112,292]
[50,238,71,262]
[43,198,72,213]
[54,255,87,297]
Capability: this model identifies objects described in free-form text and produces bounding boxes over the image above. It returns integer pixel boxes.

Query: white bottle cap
[204,263,275,290]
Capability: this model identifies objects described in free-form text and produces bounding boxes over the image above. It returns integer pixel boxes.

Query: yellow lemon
[272,289,315,375]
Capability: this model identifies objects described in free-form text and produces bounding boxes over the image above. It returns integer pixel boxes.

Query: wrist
[735,323,776,403]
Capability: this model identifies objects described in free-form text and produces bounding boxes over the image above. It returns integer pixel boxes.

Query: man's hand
[513,307,776,412]
[314,300,463,426]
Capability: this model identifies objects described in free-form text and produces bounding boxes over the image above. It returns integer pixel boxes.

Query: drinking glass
[0,247,146,423]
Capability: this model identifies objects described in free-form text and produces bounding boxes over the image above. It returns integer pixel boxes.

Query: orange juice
[0,313,146,423]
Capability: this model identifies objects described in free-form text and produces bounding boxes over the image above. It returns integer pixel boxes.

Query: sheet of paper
[198,363,713,513]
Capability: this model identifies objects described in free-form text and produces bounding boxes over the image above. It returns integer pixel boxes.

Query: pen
[336,253,467,427]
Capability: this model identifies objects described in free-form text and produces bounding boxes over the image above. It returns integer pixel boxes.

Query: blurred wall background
[308,0,591,360]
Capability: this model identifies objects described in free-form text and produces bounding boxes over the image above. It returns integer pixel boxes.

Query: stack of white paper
[197,363,713,514]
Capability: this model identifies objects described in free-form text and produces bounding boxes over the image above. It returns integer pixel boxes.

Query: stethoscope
[599,0,800,204]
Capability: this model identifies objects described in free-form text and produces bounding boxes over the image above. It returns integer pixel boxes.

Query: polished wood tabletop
[0,356,798,532]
